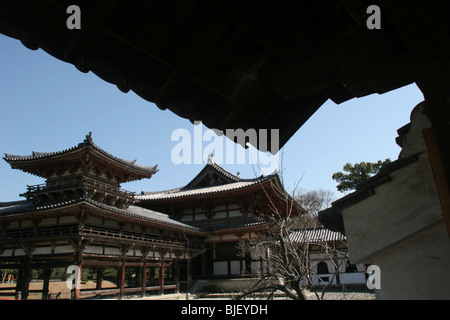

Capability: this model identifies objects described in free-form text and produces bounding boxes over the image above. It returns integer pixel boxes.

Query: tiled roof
[183,159,241,189]
[3,132,158,175]
[0,200,35,216]
[0,198,202,233]
[289,228,346,243]
[188,215,271,232]
[85,199,202,232]
[138,158,278,201]
[137,176,273,200]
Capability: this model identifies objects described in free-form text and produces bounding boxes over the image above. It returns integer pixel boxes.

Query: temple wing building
[0,134,302,299]
[137,156,304,279]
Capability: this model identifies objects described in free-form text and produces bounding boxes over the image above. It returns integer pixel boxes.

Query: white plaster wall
[370,221,450,299]
[343,153,443,263]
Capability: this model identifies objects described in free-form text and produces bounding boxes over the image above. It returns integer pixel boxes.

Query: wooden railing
[26,176,135,198]
[79,225,188,249]
[79,284,178,298]
[2,225,204,252]
[1,225,78,241]
[0,284,178,299]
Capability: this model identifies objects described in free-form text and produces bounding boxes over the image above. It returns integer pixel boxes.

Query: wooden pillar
[118,255,126,300]
[72,264,82,300]
[149,266,155,286]
[140,257,148,297]
[174,254,180,294]
[71,238,87,300]
[187,256,192,294]
[42,266,51,300]
[17,255,32,300]
[201,251,208,277]
[96,268,103,290]
[417,73,450,238]
[159,252,165,295]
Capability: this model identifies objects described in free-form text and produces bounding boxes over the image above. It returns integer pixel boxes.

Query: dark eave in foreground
[1,1,449,152]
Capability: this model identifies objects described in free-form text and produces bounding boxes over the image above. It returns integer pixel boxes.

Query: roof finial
[207,152,214,165]
[85,132,93,144]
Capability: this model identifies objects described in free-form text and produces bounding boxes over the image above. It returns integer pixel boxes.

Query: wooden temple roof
[3,132,158,182]
[0,197,204,235]
[138,175,273,201]
[138,160,305,220]
[289,227,346,244]
[2,1,448,153]
[139,158,280,200]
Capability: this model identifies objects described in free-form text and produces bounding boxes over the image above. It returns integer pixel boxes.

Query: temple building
[0,133,302,299]
[137,156,304,281]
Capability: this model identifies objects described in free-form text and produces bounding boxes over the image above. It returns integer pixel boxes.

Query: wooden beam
[174,256,180,294]
[154,14,232,109]
[63,0,119,64]
[417,71,450,239]
[16,255,32,300]
[423,128,450,239]
[96,267,103,290]
[140,258,147,298]
[118,247,128,300]
[42,266,51,300]
[71,264,82,300]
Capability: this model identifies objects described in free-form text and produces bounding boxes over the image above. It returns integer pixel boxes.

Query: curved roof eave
[3,132,158,177]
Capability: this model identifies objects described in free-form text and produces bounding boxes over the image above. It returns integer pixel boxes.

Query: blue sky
[0,34,424,202]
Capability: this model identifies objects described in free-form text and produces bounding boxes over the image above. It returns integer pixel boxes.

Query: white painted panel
[9,222,19,228]
[221,234,238,241]
[228,210,241,217]
[84,246,103,254]
[103,220,117,228]
[230,260,240,275]
[215,211,226,218]
[213,261,228,275]
[14,249,25,256]
[340,273,366,285]
[59,216,78,224]
[251,261,260,274]
[21,221,33,228]
[0,249,13,257]
[54,246,74,254]
[250,250,261,260]
[196,214,207,221]
[34,247,52,255]
[104,247,121,255]
[39,218,58,227]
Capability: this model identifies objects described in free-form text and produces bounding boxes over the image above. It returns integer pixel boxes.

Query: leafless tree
[291,188,335,228]
[234,177,347,300]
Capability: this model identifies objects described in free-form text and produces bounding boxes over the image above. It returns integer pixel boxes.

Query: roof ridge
[136,176,272,200]
[181,162,242,190]
[4,132,158,174]
[80,132,158,173]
